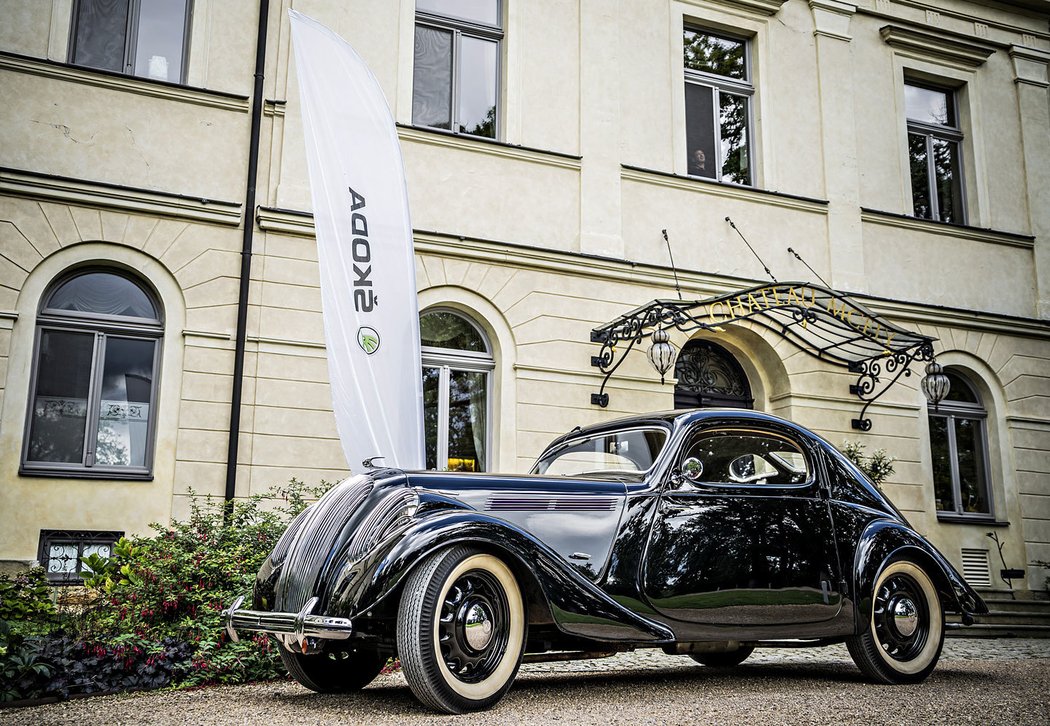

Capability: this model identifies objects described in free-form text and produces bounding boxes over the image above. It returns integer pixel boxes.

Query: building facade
[1,0,1048,598]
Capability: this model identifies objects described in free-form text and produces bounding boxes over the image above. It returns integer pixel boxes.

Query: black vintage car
[224,409,986,713]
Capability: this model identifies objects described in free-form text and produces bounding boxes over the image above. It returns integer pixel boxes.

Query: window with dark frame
[39,529,123,584]
[683,26,754,186]
[905,80,965,224]
[413,0,502,139]
[929,370,992,518]
[22,269,163,479]
[420,309,492,472]
[69,0,192,84]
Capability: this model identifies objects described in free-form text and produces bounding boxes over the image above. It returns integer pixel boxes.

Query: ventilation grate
[960,548,992,587]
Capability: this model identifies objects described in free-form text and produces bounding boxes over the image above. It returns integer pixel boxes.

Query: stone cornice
[880,24,999,68]
[620,165,830,215]
[0,51,250,113]
[0,167,243,226]
[680,0,790,17]
[257,207,315,237]
[860,208,1035,249]
[396,125,582,171]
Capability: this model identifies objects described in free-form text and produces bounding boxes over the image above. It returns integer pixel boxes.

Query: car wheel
[280,644,387,692]
[397,546,526,714]
[689,646,755,668]
[846,560,944,684]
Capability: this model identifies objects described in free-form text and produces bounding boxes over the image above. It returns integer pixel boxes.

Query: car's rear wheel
[397,546,526,714]
[847,560,944,684]
[689,646,754,668]
[280,644,387,692]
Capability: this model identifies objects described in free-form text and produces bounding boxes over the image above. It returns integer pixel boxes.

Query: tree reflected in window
[928,370,991,517]
[420,310,493,471]
[683,27,753,186]
[905,81,965,223]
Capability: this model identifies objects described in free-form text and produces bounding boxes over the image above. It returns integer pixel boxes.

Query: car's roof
[545,409,810,450]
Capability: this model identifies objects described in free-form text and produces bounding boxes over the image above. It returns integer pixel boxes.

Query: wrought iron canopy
[589,281,936,431]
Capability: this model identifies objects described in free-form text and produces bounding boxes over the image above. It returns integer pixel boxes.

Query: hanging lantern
[647,329,676,384]
[921,361,950,407]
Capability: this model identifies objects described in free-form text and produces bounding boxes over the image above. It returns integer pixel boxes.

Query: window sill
[20,466,153,482]
[620,165,829,214]
[396,124,582,169]
[936,513,1007,526]
[860,208,1035,250]
[0,51,249,112]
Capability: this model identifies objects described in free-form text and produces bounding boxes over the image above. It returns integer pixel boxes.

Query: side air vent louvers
[486,496,618,512]
[275,476,373,613]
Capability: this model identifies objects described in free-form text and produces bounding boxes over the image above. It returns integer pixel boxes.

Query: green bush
[842,441,896,490]
[75,480,333,687]
[1,479,333,702]
[0,567,57,701]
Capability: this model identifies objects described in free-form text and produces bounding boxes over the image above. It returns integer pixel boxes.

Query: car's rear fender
[331,510,674,643]
[854,520,988,629]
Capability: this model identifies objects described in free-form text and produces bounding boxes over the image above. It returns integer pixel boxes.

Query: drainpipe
[225,0,271,506]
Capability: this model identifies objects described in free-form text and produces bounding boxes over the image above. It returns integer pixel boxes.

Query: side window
[413,0,502,139]
[904,80,965,224]
[929,369,991,518]
[684,430,809,486]
[683,26,754,185]
[22,269,163,478]
[69,0,193,83]
[420,309,493,471]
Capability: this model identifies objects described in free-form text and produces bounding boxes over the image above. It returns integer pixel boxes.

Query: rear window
[533,428,667,476]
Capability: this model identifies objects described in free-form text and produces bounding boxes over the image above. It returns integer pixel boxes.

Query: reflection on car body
[224,409,986,714]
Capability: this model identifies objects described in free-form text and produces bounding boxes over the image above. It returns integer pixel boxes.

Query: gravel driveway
[7,639,1049,726]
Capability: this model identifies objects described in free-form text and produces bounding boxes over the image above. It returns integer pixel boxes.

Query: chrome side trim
[222,595,353,643]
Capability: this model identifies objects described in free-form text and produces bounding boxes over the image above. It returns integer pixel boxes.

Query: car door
[642,424,843,628]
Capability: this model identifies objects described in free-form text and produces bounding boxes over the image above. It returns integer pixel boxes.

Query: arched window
[420,309,493,471]
[673,339,753,409]
[22,269,163,478]
[929,369,992,518]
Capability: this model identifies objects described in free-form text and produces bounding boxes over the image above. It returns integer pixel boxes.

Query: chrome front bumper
[222,595,353,647]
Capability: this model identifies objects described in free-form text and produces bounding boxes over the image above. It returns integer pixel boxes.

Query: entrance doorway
[673,339,754,409]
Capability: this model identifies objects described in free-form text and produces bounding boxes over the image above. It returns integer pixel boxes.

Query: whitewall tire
[397,546,526,713]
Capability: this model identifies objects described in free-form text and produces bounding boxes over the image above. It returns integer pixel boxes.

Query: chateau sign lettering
[589,281,937,430]
[681,284,900,351]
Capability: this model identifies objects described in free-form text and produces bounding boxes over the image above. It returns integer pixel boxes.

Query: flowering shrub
[841,441,896,490]
[0,479,333,702]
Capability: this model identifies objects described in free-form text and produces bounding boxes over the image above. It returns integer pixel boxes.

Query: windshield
[532,428,668,476]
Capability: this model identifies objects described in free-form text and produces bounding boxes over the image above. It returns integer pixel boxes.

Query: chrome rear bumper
[222,595,353,645]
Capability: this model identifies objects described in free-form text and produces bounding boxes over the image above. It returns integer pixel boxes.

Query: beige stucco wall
[0,0,1048,593]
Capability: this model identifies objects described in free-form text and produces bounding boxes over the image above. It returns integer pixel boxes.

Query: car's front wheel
[846,560,944,684]
[280,645,387,692]
[397,546,526,713]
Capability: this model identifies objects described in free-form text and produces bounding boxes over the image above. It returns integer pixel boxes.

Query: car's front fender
[854,519,988,628]
[331,510,675,643]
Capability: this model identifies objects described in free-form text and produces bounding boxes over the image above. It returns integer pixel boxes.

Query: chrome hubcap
[464,602,494,651]
[438,570,509,683]
[873,572,930,662]
[892,597,919,638]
